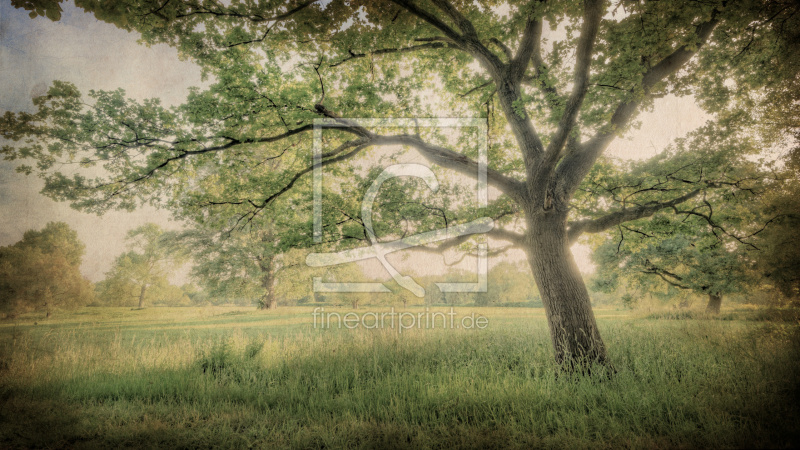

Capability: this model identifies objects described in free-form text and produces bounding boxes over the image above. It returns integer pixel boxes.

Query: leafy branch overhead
[4,0,797,366]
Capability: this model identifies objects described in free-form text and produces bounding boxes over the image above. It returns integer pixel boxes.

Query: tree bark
[260,282,278,310]
[706,293,722,314]
[258,258,277,310]
[261,268,278,309]
[137,284,147,309]
[525,211,608,370]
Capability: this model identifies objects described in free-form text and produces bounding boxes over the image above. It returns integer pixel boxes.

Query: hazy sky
[0,1,710,282]
[0,1,203,281]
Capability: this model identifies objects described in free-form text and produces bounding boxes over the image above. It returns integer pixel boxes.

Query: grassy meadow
[1,305,798,449]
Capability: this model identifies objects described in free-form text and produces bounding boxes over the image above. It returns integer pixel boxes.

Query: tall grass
[1,307,798,448]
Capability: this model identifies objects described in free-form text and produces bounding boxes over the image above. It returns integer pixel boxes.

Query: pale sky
[0,1,710,282]
[0,1,203,281]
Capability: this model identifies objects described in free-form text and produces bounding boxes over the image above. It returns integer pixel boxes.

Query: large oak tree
[2,0,796,367]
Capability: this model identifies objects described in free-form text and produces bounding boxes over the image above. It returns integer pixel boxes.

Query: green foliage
[96,223,186,307]
[621,293,637,309]
[3,0,792,236]
[586,138,773,308]
[5,0,799,364]
[752,166,800,301]
[10,0,63,21]
[179,192,321,308]
[13,221,85,267]
[0,222,93,317]
[482,262,540,305]
[183,228,278,306]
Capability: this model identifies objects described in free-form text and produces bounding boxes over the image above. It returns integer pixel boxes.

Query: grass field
[1,305,798,449]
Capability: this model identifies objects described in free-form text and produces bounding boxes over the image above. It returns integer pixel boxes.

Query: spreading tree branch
[510,14,542,82]
[172,0,320,24]
[567,188,703,242]
[389,0,464,45]
[489,38,513,61]
[556,8,723,197]
[642,268,692,290]
[376,134,525,201]
[95,124,316,191]
[541,0,603,168]
[329,42,458,67]
[429,0,479,37]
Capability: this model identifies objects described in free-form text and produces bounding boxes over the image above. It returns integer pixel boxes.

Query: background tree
[185,224,287,309]
[592,227,755,313]
[586,130,775,313]
[751,157,800,302]
[480,262,540,306]
[179,182,332,309]
[0,222,94,317]
[306,263,377,309]
[3,0,797,368]
[178,283,211,306]
[97,223,184,308]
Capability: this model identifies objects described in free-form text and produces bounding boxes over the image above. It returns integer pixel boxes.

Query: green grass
[1,306,798,448]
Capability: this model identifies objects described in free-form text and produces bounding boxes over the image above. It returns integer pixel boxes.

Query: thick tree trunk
[263,297,278,310]
[259,269,277,310]
[706,293,722,314]
[351,299,359,309]
[258,254,278,310]
[137,284,147,309]
[526,212,608,369]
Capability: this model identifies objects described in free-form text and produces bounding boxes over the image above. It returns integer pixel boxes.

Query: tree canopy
[752,159,800,302]
[3,0,797,367]
[585,126,779,312]
[96,223,185,308]
[0,222,94,317]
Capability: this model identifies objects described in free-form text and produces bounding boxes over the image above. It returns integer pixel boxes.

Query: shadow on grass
[0,390,88,449]
[1,324,799,449]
